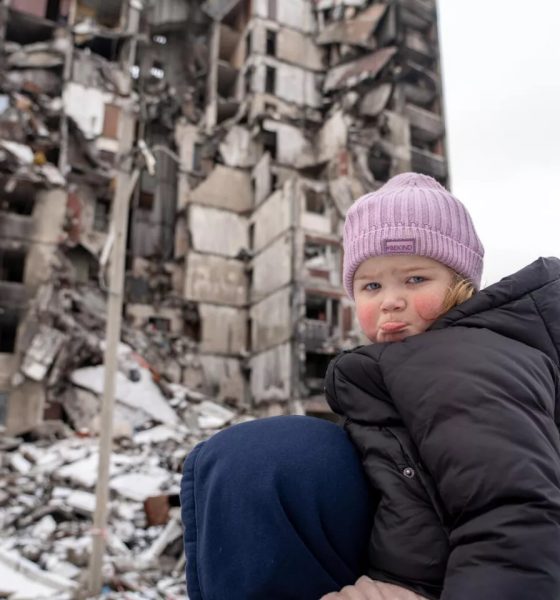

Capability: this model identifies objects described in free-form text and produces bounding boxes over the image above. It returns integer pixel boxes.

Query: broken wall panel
[198,304,247,355]
[251,151,271,207]
[250,286,291,353]
[250,57,321,108]
[250,342,291,404]
[185,252,247,307]
[190,165,252,213]
[197,355,246,405]
[24,189,67,292]
[252,0,315,34]
[250,19,323,71]
[188,204,248,257]
[261,119,316,168]
[251,233,292,302]
[219,126,259,168]
[250,186,291,253]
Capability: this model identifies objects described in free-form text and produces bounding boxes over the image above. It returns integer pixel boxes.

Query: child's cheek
[414,293,445,322]
[355,303,379,339]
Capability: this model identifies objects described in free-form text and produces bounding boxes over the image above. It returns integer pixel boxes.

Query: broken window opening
[304,189,327,215]
[303,295,340,351]
[0,391,7,425]
[192,143,203,172]
[0,315,18,353]
[76,36,121,62]
[306,294,328,321]
[246,31,252,58]
[0,192,35,216]
[368,143,392,182]
[45,0,63,21]
[265,66,276,94]
[305,351,332,382]
[5,7,55,44]
[262,130,277,160]
[150,60,165,81]
[265,30,277,57]
[184,322,201,341]
[244,67,253,95]
[246,316,253,356]
[270,172,279,190]
[93,197,111,232]
[248,222,255,249]
[148,317,171,333]
[138,191,154,212]
[0,249,26,283]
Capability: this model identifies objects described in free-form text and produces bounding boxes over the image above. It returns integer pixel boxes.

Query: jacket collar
[430,257,560,366]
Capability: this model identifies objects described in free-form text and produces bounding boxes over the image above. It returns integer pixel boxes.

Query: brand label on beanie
[383,239,416,254]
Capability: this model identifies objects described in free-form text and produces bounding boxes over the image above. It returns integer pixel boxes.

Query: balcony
[0,211,34,241]
[0,281,27,310]
[405,104,444,143]
[411,147,447,180]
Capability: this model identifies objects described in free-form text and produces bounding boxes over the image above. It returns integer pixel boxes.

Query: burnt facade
[0,0,448,433]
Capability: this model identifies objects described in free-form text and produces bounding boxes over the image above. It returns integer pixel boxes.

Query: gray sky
[437,0,560,286]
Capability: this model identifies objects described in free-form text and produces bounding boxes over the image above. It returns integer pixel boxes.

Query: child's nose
[380,292,406,312]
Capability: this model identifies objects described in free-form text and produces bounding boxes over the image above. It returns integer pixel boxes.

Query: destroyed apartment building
[0,0,448,436]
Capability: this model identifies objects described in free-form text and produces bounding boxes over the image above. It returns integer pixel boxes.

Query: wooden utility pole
[88,0,142,594]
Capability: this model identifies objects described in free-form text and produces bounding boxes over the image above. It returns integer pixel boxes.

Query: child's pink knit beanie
[343,172,484,298]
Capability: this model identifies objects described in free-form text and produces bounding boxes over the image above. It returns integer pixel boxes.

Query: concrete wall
[25,189,67,292]
[252,0,315,34]
[250,286,292,353]
[199,304,247,355]
[251,232,292,301]
[0,355,16,389]
[198,355,246,405]
[185,252,247,307]
[250,342,291,404]
[250,19,323,71]
[251,186,291,252]
[190,165,252,213]
[189,204,248,257]
[252,57,321,108]
[5,380,45,435]
[219,126,259,168]
[252,151,271,207]
[262,119,315,168]
[317,111,348,164]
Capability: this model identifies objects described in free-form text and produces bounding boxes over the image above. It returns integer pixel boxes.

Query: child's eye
[364,282,381,291]
[407,276,426,284]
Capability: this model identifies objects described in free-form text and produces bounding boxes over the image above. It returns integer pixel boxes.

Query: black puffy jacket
[325,257,560,600]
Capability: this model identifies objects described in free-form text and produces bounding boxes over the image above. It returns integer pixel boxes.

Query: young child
[322,172,560,599]
[180,172,560,600]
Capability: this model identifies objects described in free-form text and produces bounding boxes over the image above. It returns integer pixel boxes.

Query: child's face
[353,255,454,343]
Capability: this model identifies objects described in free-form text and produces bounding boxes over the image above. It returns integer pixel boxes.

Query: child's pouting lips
[380,321,408,333]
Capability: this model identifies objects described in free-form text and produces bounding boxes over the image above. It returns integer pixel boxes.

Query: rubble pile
[0,307,253,598]
[0,258,257,598]
[0,398,249,599]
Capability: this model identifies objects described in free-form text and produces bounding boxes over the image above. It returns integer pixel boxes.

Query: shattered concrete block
[194,400,236,430]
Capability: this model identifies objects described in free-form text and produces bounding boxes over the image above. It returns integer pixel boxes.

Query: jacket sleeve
[383,328,560,600]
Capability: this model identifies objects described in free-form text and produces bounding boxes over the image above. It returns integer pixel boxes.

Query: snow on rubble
[0,378,254,599]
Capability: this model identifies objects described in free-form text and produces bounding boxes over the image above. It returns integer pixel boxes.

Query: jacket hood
[431,257,560,366]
